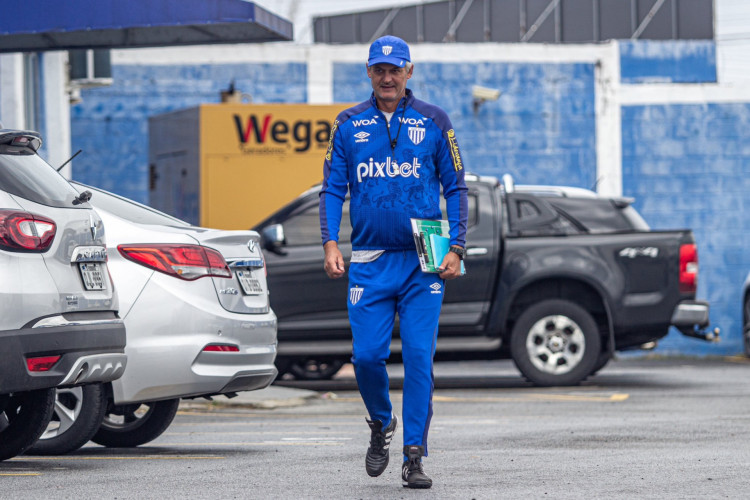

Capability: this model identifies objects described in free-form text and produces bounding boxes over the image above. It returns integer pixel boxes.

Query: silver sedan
[31,182,277,454]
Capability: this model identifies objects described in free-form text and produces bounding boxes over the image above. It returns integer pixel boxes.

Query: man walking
[320,35,468,489]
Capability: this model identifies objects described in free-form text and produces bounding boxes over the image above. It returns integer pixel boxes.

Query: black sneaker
[365,414,397,477]
[402,445,432,489]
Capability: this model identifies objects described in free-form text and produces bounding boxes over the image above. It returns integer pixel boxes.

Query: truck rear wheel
[280,358,345,380]
[510,299,600,386]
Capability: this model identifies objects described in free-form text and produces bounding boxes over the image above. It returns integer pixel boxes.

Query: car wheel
[0,388,55,461]
[91,399,180,448]
[287,358,345,380]
[28,384,107,455]
[510,299,601,387]
[744,296,750,357]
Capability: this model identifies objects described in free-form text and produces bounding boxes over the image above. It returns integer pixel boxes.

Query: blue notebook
[430,234,465,275]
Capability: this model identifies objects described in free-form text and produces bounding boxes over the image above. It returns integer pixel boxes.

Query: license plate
[79,262,105,291]
[236,270,262,295]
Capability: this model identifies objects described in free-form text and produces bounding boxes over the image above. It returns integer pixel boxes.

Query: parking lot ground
[3,357,750,499]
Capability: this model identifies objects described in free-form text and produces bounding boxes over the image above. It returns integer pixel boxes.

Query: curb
[179,386,320,410]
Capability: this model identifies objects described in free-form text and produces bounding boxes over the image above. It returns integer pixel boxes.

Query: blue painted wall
[333,62,598,188]
[66,40,749,355]
[620,40,716,84]
[622,103,750,354]
[70,62,306,203]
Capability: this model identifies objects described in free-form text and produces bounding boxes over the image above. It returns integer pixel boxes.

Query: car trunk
[11,196,115,312]
[183,228,270,314]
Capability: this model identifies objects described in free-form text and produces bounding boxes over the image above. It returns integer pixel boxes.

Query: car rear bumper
[113,277,279,403]
[0,314,126,394]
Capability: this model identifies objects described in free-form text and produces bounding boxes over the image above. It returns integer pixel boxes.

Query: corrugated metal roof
[0,0,293,53]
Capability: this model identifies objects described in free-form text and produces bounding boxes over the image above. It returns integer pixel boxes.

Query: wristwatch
[449,246,465,260]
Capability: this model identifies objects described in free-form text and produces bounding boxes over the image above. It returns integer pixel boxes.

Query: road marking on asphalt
[176,410,354,419]
[0,473,41,476]
[172,420,364,427]
[162,442,342,447]
[431,393,629,403]
[166,430,357,436]
[12,455,225,461]
[329,393,629,403]
[280,437,351,441]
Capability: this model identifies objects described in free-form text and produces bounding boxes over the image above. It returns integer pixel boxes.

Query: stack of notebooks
[410,218,466,275]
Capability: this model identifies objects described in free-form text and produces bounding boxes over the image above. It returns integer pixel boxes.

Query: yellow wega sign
[200,104,350,229]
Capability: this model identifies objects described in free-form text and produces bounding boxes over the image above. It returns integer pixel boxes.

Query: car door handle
[466,247,488,256]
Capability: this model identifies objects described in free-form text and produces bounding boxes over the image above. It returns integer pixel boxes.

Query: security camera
[471,85,501,101]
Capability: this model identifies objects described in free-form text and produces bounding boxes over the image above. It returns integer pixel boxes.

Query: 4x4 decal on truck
[619,247,659,258]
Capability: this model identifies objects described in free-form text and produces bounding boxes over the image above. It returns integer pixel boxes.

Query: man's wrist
[449,245,465,260]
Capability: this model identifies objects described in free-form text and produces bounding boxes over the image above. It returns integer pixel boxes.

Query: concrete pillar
[594,41,623,197]
[40,51,72,178]
[0,53,25,129]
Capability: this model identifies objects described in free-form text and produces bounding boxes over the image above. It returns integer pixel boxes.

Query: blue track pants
[347,250,444,455]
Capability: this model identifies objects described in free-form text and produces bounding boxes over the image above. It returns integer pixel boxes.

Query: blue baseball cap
[367,35,411,68]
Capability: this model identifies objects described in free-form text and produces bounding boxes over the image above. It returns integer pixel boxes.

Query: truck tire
[28,384,107,455]
[0,389,55,461]
[589,351,612,377]
[91,399,180,448]
[287,358,345,380]
[510,299,601,387]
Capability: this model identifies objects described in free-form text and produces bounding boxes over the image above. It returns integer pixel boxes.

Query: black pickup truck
[255,174,718,386]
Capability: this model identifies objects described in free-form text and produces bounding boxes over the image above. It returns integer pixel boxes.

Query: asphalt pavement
[6,356,750,499]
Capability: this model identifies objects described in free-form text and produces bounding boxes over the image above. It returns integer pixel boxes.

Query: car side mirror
[261,224,287,255]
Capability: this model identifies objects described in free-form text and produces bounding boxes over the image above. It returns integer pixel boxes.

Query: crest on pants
[350,286,364,305]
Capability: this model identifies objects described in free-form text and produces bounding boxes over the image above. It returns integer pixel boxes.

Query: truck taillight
[679,243,698,293]
[118,244,232,280]
[0,210,56,252]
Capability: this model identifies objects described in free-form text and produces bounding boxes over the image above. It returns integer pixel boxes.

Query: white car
[32,182,277,454]
[0,130,126,461]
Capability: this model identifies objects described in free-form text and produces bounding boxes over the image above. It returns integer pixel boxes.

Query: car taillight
[202,344,240,352]
[679,243,698,293]
[27,355,61,372]
[0,210,56,252]
[118,244,232,280]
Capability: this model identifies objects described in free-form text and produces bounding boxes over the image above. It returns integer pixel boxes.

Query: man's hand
[437,249,463,280]
[323,241,346,279]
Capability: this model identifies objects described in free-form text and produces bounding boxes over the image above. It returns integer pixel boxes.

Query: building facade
[1,38,748,355]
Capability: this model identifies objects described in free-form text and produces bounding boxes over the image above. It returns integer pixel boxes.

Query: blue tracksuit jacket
[320,89,468,249]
